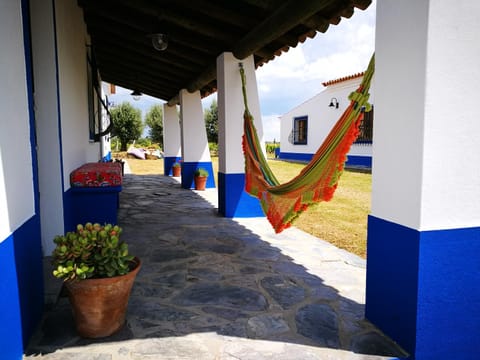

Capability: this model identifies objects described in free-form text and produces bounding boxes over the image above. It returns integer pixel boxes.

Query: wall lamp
[130,89,142,101]
[329,97,339,109]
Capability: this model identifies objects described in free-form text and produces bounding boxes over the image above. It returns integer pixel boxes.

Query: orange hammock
[241,54,374,233]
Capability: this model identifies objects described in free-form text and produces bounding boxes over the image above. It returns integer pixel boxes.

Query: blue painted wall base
[345,155,371,169]
[279,152,372,169]
[64,186,122,231]
[164,156,182,176]
[366,216,480,360]
[278,152,313,162]
[218,172,264,217]
[0,216,44,360]
[181,161,215,189]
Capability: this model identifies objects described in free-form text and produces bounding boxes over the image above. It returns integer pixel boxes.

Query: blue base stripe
[278,152,313,162]
[180,161,215,189]
[345,155,371,168]
[0,216,44,359]
[279,152,372,169]
[366,216,480,359]
[218,172,264,217]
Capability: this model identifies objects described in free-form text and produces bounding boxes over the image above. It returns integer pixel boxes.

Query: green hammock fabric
[241,54,375,233]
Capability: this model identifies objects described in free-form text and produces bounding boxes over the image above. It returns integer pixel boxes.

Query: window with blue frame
[293,116,308,145]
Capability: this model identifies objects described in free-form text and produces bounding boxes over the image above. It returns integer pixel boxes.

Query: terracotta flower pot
[194,176,207,190]
[65,257,141,338]
[172,166,181,177]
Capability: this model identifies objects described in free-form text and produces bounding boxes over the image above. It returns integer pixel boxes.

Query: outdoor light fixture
[130,89,142,101]
[148,33,168,51]
[329,97,339,109]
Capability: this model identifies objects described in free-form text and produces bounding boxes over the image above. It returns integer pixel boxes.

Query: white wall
[280,76,371,155]
[30,0,65,254]
[0,0,35,243]
[31,0,102,254]
[55,0,98,186]
[179,89,211,162]
[163,104,181,157]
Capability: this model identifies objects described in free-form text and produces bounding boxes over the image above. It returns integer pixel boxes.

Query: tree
[204,99,218,143]
[110,102,143,151]
[145,104,163,147]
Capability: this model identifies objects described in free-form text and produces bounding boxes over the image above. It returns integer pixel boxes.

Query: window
[293,116,308,145]
[355,105,374,143]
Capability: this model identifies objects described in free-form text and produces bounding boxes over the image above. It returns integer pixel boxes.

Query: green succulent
[52,222,134,281]
[194,167,209,177]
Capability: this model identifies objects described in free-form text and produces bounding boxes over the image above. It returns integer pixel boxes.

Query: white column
[162,103,181,176]
[179,89,214,189]
[366,1,480,358]
[216,52,264,217]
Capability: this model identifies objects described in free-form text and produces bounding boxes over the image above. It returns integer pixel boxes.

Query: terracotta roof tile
[322,72,364,87]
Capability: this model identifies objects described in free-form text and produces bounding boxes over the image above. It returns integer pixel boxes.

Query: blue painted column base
[366,215,480,360]
[181,161,215,189]
[0,216,44,360]
[218,172,264,217]
[164,156,182,176]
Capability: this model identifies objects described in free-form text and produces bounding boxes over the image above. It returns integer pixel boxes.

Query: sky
[109,1,376,142]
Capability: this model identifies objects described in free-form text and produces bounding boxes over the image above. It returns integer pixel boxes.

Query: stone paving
[25,170,407,360]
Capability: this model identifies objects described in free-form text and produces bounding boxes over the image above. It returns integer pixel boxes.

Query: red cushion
[70,162,122,187]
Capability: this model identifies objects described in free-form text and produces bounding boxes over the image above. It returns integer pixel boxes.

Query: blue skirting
[180,161,215,189]
[366,216,480,359]
[0,216,43,360]
[218,172,264,218]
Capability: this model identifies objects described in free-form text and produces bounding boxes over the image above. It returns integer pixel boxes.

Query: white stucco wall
[30,0,65,254]
[55,0,99,186]
[372,0,480,230]
[280,76,373,157]
[0,0,35,242]
[163,104,181,158]
[179,89,211,162]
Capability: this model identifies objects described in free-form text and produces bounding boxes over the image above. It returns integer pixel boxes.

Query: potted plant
[194,167,209,190]
[172,162,181,177]
[52,222,140,338]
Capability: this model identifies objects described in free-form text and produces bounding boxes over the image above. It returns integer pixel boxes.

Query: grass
[116,153,370,258]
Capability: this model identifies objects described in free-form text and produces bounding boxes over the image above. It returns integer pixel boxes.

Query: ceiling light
[148,33,168,51]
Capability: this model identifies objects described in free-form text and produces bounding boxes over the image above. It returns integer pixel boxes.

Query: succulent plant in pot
[171,161,181,177]
[52,222,140,338]
[193,167,209,190]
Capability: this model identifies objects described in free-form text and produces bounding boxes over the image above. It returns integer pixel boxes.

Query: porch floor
[25,170,407,359]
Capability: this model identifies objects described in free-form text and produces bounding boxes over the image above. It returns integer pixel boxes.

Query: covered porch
[26,167,406,359]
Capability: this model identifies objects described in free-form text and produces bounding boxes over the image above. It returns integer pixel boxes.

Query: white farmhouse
[279,73,375,169]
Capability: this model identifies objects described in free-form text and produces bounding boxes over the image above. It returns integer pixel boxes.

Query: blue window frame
[293,116,308,145]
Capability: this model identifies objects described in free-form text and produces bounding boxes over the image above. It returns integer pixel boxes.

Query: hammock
[240,54,375,233]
